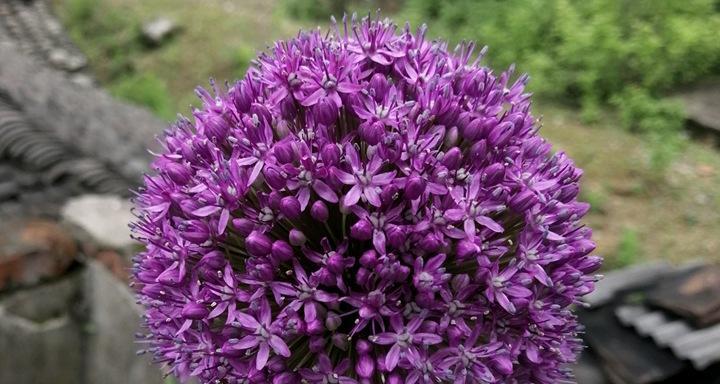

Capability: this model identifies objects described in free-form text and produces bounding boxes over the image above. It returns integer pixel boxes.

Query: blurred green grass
[50,0,720,268]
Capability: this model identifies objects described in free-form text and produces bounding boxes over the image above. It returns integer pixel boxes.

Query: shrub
[403,0,720,121]
[612,87,686,176]
[612,87,685,134]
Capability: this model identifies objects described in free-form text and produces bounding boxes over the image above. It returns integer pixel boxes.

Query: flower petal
[304,301,317,323]
[476,215,504,233]
[300,88,325,106]
[372,171,396,185]
[496,292,516,314]
[364,186,381,207]
[444,209,465,221]
[372,230,386,254]
[269,335,291,357]
[217,208,230,235]
[415,333,443,345]
[235,311,260,330]
[332,168,356,185]
[385,344,401,371]
[191,205,221,217]
[313,180,339,203]
[256,342,270,370]
[247,160,264,187]
[235,335,261,349]
[337,81,364,93]
[505,285,533,298]
[344,184,362,207]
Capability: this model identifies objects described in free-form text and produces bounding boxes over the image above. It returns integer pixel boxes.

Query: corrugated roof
[0,0,88,75]
[579,262,720,383]
[0,0,166,218]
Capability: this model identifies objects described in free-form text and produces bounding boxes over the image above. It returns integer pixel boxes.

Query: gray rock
[61,194,135,249]
[675,80,720,134]
[141,17,178,46]
[48,47,87,72]
[71,73,94,87]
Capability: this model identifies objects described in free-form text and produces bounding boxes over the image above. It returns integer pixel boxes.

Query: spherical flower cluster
[132,15,601,384]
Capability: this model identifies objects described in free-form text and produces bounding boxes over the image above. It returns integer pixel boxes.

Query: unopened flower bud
[268,191,282,210]
[483,163,505,185]
[405,175,426,200]
[279,196,301,220]
[356,339,373,354]
[360,121,384,145]
[444,125,459,147]
[350,219,373,241]
[314,98,338,126]
[356,267,370,286]
[463,118,483,140]
[442,147,462,169]
[489,121,514,147]
[380,184,399,205]
[308,335,326,352]
[510,189,538,212]
[359,250,378,268]
[246,231,272,256]
[199,250,226,270]
[331,333,349,351]
[356,353,375,378]
[165,162,192,184]
[321,143,341,166]
[325,312,341,331]
[271,240,294,262]
[273,140,294,164]
[306,319,324,335]
[457,240,480,259]
[368,73,389,99]
[288,229,306,246]
[232,81,252,112]
[310,200,329,222]
[231,218,254,236]
[419,232,441,252]
[181,302,209,320]
[385,225,406,248]
[263,166,286,189]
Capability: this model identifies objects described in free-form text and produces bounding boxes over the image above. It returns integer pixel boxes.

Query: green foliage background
[402,0,720,116]
[400,0,720,178]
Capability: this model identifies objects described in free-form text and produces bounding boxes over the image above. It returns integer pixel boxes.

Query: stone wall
[0,261,165,384]
[0,269,85,383]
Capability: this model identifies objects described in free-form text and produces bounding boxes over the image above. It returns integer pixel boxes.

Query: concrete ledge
[0,262,164,384]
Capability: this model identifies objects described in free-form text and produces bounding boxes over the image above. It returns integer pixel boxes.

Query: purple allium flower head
[132,14,601,384]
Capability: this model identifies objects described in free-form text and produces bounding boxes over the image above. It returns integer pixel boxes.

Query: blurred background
[0,0,718,383]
